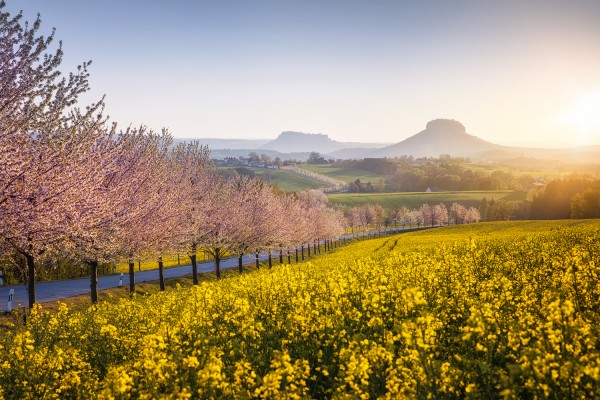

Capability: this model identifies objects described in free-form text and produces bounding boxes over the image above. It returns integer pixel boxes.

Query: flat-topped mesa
[425,119,466,134]
[262,131,346,153]
[279,131,329,139]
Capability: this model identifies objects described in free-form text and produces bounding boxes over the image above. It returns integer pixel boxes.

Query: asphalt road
[0,253,262,312]
[0,227,428,311]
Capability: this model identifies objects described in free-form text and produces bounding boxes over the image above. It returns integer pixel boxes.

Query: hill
[261,131,347,153]
[371,119,502,158]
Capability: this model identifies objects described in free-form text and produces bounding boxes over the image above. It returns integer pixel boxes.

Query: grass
[219,167,326,192]
[254,168,327,191]
[302,164,390,185]
[467,162,572,178]
[327,190,527,212]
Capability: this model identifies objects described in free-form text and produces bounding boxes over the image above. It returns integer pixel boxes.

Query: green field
[302,164,390,185]
[327,190,526,212]
[219,167,326,191]
[253,169,327,191]
[467,162,571,178]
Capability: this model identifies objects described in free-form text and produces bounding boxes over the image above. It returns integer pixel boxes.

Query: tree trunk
[158,257,165,291]
[215,248,221,279]
[307,243,311,257]
[296,248,299,263]
[90,260,98,304]
[25,254,36,308]
[255,250,260,269]
[190,244,198,285]
[128,259,135,294]
[287,250,291,264]
[301,245,305,260]
[238,254,243,274]
[268,252,272,268]
[279,249,283,264]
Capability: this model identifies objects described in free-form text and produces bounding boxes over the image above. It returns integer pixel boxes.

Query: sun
[562,94,600,145]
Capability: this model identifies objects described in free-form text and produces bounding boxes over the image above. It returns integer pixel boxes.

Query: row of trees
[344,202,481,234]
[336,157,538,192]
[0,6,484,310]
[0,6,348,308]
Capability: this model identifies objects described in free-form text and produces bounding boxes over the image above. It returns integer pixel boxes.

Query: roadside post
[119,273,123,287]
[7,288,14,313]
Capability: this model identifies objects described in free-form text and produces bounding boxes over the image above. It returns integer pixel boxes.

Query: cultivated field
[301,164,390,185]
[219,167,327,192]
[327,190,527,212]
[1,220,598,398]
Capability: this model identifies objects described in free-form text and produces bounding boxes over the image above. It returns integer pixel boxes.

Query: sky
[4,0,600,147]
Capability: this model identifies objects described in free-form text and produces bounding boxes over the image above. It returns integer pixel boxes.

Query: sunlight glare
[562,93,600,144]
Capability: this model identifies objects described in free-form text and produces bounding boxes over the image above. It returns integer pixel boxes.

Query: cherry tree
[196,176,245,279]
[407,209,424,228]
[449,202,467,225]
[364,204,385,236]
[0,5,105,307]
[170,141,212,284]
[229,177,281,273]
[464,207,481,223]
[387,206,409,228]
[112,129,175,294]
[434,203,449,226]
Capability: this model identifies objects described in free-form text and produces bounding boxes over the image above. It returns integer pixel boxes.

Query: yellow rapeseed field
[1,220,599,399]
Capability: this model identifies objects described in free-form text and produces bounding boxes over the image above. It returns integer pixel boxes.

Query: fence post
[7,288,14,313]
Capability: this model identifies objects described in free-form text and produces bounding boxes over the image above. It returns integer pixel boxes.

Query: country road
[0,226,430,312]
[0,253,262,312]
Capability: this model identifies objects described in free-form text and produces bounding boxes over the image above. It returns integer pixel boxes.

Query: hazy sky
[5,1,600,147]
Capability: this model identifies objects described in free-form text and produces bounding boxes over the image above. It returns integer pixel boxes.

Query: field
[301,164,390,185]
[327,190,527,212]
[1,220,599,398]
[220,167,326,192]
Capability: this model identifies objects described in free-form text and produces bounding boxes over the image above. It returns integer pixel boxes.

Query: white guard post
[7,288,14,313]
[119,273,123,287]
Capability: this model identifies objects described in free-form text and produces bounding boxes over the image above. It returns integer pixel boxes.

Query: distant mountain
[370,119,502,158]
[261,131,346,153]
[179,123,600,162]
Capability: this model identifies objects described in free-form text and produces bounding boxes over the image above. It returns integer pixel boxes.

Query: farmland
[301,164,390,185]
[2,220,599,398]
[218,167,327,192]
[327,190,526,213]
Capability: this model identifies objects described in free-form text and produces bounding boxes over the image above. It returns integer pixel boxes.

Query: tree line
[0,7,346,308]
[0,6,486,310]
[336,156,538,192]
[481,175,600,221]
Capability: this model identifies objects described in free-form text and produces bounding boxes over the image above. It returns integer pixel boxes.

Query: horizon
[4,1,600,148]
